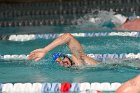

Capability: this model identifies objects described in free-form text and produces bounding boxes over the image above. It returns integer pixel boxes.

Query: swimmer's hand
[28,48,47,62]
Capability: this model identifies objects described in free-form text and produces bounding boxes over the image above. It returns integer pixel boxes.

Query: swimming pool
[0,32,140,82]
[0,34,140,93]
[0,10,140,92]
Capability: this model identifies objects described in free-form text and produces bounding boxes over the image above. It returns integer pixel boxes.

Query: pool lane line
[0,53,140,61]
[0,32,139,41]
[1,82,121,92]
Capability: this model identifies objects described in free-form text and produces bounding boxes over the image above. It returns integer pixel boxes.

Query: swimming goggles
[56,56,65,62]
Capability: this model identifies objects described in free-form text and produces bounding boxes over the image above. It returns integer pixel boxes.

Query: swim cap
[112,14,128,25]
[52,53,63,61]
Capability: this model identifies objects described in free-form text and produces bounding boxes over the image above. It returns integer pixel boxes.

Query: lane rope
[6,32,140,41]
[0,53,140,61]
[1,82,122,92]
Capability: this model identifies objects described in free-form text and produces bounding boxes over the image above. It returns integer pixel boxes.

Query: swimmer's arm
[43,33,84,56]
[28,33,84,61]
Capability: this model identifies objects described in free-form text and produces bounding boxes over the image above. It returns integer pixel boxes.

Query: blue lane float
[41,83,51,93]
[70,83,80,92]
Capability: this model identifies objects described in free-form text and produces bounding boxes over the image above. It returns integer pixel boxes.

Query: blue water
[0,36,140,83]
[0,11,140,85]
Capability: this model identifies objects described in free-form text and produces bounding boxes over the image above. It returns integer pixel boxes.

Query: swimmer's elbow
[64,33,73,37]
[63,33,74,40]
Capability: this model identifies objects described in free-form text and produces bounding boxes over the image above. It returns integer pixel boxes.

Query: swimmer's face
[55,56,72,68]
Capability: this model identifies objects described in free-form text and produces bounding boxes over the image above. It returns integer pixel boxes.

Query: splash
[65,10,116,31]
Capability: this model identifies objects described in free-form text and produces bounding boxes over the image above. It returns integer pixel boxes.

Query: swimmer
[96,74,140,93]
[28,33,98,67]
[89,14,140,31]
[116,74,140,93]
[112,14,140,31]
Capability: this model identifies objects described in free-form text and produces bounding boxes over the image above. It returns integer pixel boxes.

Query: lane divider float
[0,53,140,61]
[1,32,139,41]
[1,82,122,93]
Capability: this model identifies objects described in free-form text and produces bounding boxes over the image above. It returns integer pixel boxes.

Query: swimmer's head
[112,14,128,26]
[52,53,73,68]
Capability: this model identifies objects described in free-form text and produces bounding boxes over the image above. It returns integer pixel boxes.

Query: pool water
[0,11,140,89]
[0,36,140,83]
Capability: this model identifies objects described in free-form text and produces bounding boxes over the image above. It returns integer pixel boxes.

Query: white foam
[112,14,128,25]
